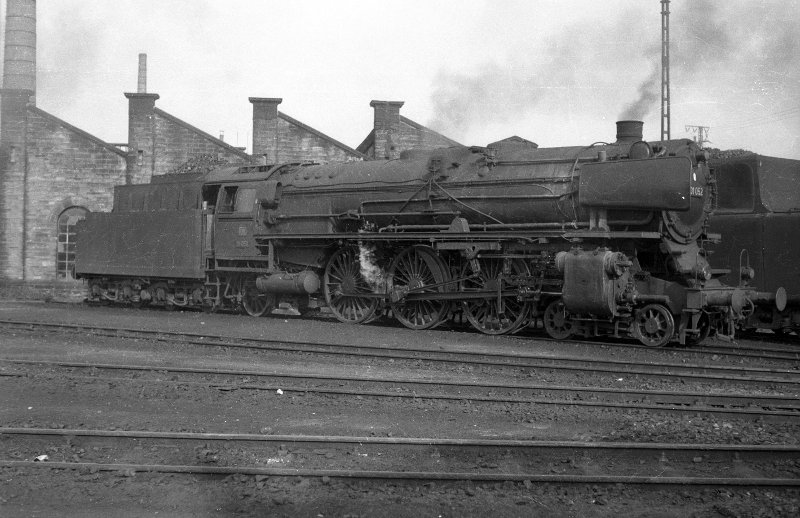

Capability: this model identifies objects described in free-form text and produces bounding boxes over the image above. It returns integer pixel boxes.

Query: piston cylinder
[256,271,320,295]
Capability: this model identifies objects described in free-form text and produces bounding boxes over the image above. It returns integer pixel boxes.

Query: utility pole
[685,125,710,147]
[661,0,671,142]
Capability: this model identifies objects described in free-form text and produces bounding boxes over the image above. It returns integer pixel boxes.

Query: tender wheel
[151,283,168,306]
[388,245,450,330]
[241,278,272,317]
[461,258,529,335]
[130,288,148,308]
[633,304,675,347]
[543,299,574,339]
[87,280,104,303]
[324,247,379,324]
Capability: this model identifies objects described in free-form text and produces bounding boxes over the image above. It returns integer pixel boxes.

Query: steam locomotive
[75,121,784,347]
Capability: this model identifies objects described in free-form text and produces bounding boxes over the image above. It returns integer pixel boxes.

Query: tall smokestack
[137,53,147,94]
[3,0,37,101]
[616,120,644,143]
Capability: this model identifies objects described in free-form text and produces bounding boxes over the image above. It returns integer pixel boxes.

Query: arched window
[56,207,89,279]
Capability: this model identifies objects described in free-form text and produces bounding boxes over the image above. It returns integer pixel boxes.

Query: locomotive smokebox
[615,120,644,143]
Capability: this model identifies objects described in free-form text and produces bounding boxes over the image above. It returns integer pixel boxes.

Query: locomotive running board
[563,231,662,240]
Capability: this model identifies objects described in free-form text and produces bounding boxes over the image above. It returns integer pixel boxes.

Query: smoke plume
[619,65,660,121]
[428,1,800,139]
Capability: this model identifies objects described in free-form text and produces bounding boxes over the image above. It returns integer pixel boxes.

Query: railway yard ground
[0,300,799,517]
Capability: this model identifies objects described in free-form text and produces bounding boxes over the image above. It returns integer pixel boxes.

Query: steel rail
[3,359,799,419]
[3,460,798,486]
[4,427,800,452]
[1,320,798,385]
[4,367,799,412]
[514,331,800,361]
[3,316,799,364]
[4,317,799,366]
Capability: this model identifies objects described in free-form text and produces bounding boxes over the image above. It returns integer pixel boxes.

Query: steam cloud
[428,1,800,138]
[358,242,386,292]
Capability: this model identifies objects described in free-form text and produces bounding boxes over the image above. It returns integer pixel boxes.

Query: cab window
[234,188,257,213]
[219,186,256,214]
[715,163,754,213]
[219,186,238,212]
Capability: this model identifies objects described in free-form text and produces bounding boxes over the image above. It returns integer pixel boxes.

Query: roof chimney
[250,97,283,162]
[370,100,404,160]
[137,53,147,93]
[3,0,37,101]
[616,120,644,143]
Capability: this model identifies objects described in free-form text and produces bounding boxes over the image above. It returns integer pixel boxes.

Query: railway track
[3,316,800,364]
[1,320,799,387]
[3,358,799,421]
[526,332,800,361]
[2,427,798,487]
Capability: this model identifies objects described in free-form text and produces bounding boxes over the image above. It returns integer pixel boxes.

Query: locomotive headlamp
[695,264,712,281]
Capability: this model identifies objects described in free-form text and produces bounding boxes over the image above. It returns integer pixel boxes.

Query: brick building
[0,0,461,285]
[357,100,460,160]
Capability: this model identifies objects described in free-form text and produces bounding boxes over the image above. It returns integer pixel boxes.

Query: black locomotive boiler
[75,121,783,347]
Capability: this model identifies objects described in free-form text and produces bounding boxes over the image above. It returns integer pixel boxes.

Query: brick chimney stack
[137,53,147,94]
[125,54,160,184]
[370,100,403,160]
[0,0,37,278]
[250,97,282,164]
[2,0,37,99]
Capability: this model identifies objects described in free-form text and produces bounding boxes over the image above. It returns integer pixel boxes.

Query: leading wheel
[324,247,379,324]
[633,304,675,347]
[388,246,450,330]
[543,299,574,339]
[241,277,272,317]
[461,258,529,335]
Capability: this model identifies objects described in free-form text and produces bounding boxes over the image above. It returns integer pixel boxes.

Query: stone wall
[0,90,31,278]
[126,93,250,184]
[274,114,364,163]
[358,101,461,159]
[250,97,364,164]
[152,109,250,178]
[0,278,85,302]
[22,107,127,280]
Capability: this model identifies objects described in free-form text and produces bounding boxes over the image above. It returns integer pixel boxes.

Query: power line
[685,125,710,147]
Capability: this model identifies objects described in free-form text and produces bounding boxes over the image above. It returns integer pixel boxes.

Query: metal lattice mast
[661,0,671,142]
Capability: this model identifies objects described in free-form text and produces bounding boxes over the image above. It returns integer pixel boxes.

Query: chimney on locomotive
[615,120,644,143]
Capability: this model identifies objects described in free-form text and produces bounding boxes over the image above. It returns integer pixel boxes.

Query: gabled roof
[278,111,368,159]
[28,106,128,157]
[356,116,461,155]
[399,116,462,146]
[489,135,538,148]
[153,108,251,159]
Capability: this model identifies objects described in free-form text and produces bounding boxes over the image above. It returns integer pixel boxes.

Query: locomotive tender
[708,153,800,336]
[76,120,783,347]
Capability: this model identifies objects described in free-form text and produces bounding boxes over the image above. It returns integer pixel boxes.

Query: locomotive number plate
[690,186,704,197]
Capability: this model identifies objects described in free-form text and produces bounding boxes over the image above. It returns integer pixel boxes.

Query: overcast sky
[5,0,800,158]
